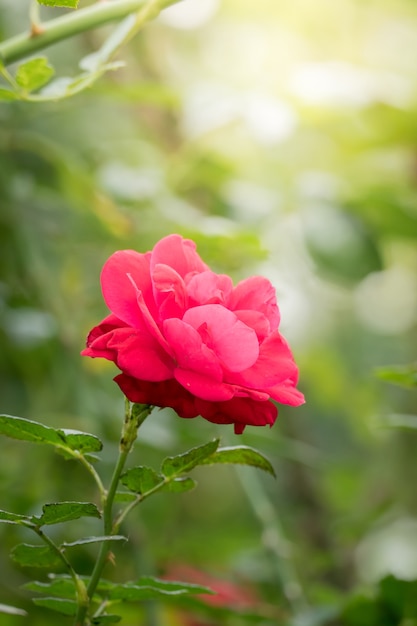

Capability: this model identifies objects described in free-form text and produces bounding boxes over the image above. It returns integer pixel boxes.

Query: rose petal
[115,374,200,417]
[183,304,259,372]
[226,332,298,389]
[152,263,187,320]
[163,318,223,380]
[151,234,208,279]
[267,380,305,406]
[186,271,233,305]
[228,276,280,332]
[101,250,156,328]
[194,397,278,432]
[113,331,173,382]
[174,369,235,402]
[233,310,270,342]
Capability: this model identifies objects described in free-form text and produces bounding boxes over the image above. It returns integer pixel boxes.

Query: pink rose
[82,234,304,433]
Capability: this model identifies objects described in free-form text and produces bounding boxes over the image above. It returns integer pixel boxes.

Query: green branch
[0,0,179,66]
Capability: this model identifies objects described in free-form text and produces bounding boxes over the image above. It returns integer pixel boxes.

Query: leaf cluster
[0,413,275,622]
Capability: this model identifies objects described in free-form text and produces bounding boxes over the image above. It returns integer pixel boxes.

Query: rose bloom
[82,234,304,433]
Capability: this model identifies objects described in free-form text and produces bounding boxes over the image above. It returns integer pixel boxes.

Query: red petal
[174,368,234,402]
[186,271,233,305]
[113,331,173,382]
[228,276,280,332]
[100,250,156,328]
[150,234,208,279]
[152,263,187,320]
[183,304,259,372]
[163,317,223,380]
[226,332,298,389]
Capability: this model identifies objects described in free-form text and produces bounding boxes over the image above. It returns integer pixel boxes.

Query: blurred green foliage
[1,0,417,624]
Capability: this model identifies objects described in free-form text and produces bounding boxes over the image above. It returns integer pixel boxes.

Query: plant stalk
[73,402,153,626]
[0,0,180,66]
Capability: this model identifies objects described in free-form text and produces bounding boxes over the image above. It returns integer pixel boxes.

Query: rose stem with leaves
[74,401,153,626]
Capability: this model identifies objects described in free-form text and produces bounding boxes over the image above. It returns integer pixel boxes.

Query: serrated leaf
[92,616,122,624]
[58,429,103,453]
[0,509,30,524]
[161,477,197,494]
[11,544,61,568]
[200,446,276,477]
[0,88,17,101]
[0,414,62,445]
[37,0,79,7]
[0,603,27,616]
[161,439,220,477]
[62,535,127,548]
[33,502,101,526]
[0,415,102,457]
[121,466,163,494]
[15,57,54,92]
[32,597,77,616]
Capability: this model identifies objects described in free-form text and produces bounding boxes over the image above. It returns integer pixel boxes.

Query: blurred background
[1,0,417,624]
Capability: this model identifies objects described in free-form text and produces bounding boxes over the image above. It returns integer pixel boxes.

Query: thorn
[30,22,45,37]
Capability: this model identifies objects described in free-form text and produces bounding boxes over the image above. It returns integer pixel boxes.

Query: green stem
[0,0,180,66]
[29,525,89,618]
[29,0,43,36]
[74,402,153,626]
[73,450,107,507]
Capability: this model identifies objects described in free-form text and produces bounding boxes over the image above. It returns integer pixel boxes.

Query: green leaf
[62,535,127,548]
[15,57,54,92]
[57,429,103,453]
[200,446,276,477]
[136,577,214,596]
[92,616,122,624]
[108,579,213,602]
[114,491,137,503]
[161,439,220,477]
[0,414,62,445]
[161,477,197,494]
[37,0,79,7]
[11,544,61,568]
[376,363,417,388]
[0,88,17,101]
[24,579,76,599]
[32,597,77,616]
[0,415,102,455]
[0,509,30,524]
[33,502,101,526]
[0,603,27,616]
[121,466,163,494]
